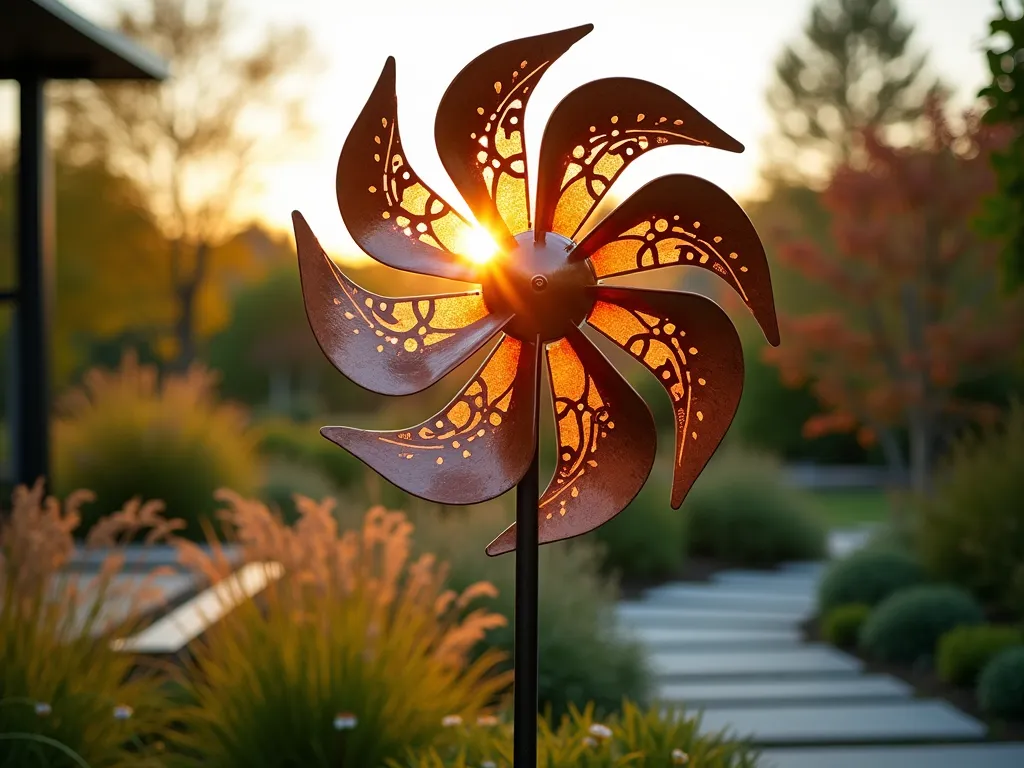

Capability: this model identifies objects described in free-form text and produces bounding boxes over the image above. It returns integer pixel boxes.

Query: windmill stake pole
[513,350,542,768]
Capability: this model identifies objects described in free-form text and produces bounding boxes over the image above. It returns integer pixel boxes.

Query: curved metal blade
[434,24,593,246]
[487,325,655,555]
[585,286,744,509]
[573,174,780,346]
[294,212,510,396]
[535,79,744,243]
[337,57,479,283]
[322,335,539,505]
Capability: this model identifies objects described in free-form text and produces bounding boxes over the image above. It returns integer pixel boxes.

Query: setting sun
[456,226,501,265]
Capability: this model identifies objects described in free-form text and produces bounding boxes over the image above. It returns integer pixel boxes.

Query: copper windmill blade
[534,79,744,243]
[573,174,780,346]
[586,286,744,509]
[322,335,539,505]
[293,212,510,396]
[434,24,593,246]
[337,57,482,283]
[487,325,655,556]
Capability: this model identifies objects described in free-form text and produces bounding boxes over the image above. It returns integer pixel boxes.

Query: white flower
[476,715,499,727]
[582,736,598,748]
[333,712,358,730]
[672,748,690,764]
[34,702,52,717]
[481,762,497,768]
[442,714,464,727]
[113,705,133,721]
[588,723,612,740]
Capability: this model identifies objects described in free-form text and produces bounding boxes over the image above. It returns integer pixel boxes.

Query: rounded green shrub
[54,353,260,540]
[818,549,925,615]
[859,586,985,664]
[916,405,1024,616]
[978,647,1024,720]
[821,603,871,648]
[937,624,1024,686]
[683,449,826,567]
[593,471,685,583]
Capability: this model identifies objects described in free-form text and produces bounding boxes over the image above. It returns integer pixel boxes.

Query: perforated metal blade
[434,24,593,247]
[293,212,510,396]
[487,325,655,555]
[322,335,539,505]
[573,174,780,346]
[337,58,480,283]
[586,286,744,508]
[535,79,743,243]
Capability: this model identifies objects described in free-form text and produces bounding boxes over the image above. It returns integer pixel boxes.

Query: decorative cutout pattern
[585,287,744,509]
[574,175,780,345]
[543,335,614,518]
[379,335,522,457]
[435,25,593,245]
[535,79,743,242]
[337,58,477,282]
[322,335,539,506]
[294,212,509,396]
[486,326,655,555]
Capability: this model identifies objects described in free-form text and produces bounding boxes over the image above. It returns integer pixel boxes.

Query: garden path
[616,528,1024,767]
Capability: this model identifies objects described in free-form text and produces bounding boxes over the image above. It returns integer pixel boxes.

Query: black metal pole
[13,76,52,488]
[512,343,541,768]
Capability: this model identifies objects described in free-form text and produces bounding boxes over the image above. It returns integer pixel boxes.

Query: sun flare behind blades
[457,226,501,265]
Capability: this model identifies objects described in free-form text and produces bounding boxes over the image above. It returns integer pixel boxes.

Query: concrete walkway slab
[697,701,985,745]
[642,585,814,615]
[651,645,862,678]
[711,571,819,592]
[616,603,803,630]
[760,743,1024,768]
[659,675,912,706]
[632,626,801,648]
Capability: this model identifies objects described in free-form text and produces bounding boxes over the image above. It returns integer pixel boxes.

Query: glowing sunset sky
[0,0,994,262]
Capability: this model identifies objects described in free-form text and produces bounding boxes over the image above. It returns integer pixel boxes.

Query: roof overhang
[0,0,168,81]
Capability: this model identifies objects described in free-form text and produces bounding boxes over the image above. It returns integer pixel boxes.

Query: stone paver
[659,675,912,706]
[760,743,1024,768]
[651,645,862,677]
[697,701,985,744]
[617,604,801,630]
[632,626,801,647]
[711,571,818,592]
[641,585,814,615]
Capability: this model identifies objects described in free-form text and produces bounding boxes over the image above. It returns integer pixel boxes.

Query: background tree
[766,0,939,184]
[764,99,1024,495]
[978,0,1024,289]
[55,0,314,369]
[0,148,167,386]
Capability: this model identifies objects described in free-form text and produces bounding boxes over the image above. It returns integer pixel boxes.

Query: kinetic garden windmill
[293,23,779,765]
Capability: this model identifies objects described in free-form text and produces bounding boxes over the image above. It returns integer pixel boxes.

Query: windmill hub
[480,231,595,342]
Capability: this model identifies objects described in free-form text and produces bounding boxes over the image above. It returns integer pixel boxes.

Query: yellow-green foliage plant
[0,481,182,767]
[389,701,760,768]
[54,351,260,540]
[172,491,511,768]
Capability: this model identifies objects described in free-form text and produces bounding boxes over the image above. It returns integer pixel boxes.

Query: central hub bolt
[479,231,596,343]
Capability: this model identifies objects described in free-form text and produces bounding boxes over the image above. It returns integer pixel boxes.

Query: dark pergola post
[13,76,52,486]
[2,0,167,489]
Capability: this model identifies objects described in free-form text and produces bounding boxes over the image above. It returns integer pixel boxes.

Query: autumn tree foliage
[764,99,1024,494]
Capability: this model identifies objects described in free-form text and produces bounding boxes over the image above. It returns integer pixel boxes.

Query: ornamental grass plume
[172,491,510,768]
[1,480,182,767]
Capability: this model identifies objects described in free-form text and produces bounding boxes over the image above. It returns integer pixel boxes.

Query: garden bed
[802,616,1024,742]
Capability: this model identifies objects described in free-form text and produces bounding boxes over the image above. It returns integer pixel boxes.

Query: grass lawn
[810,488,892,528]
